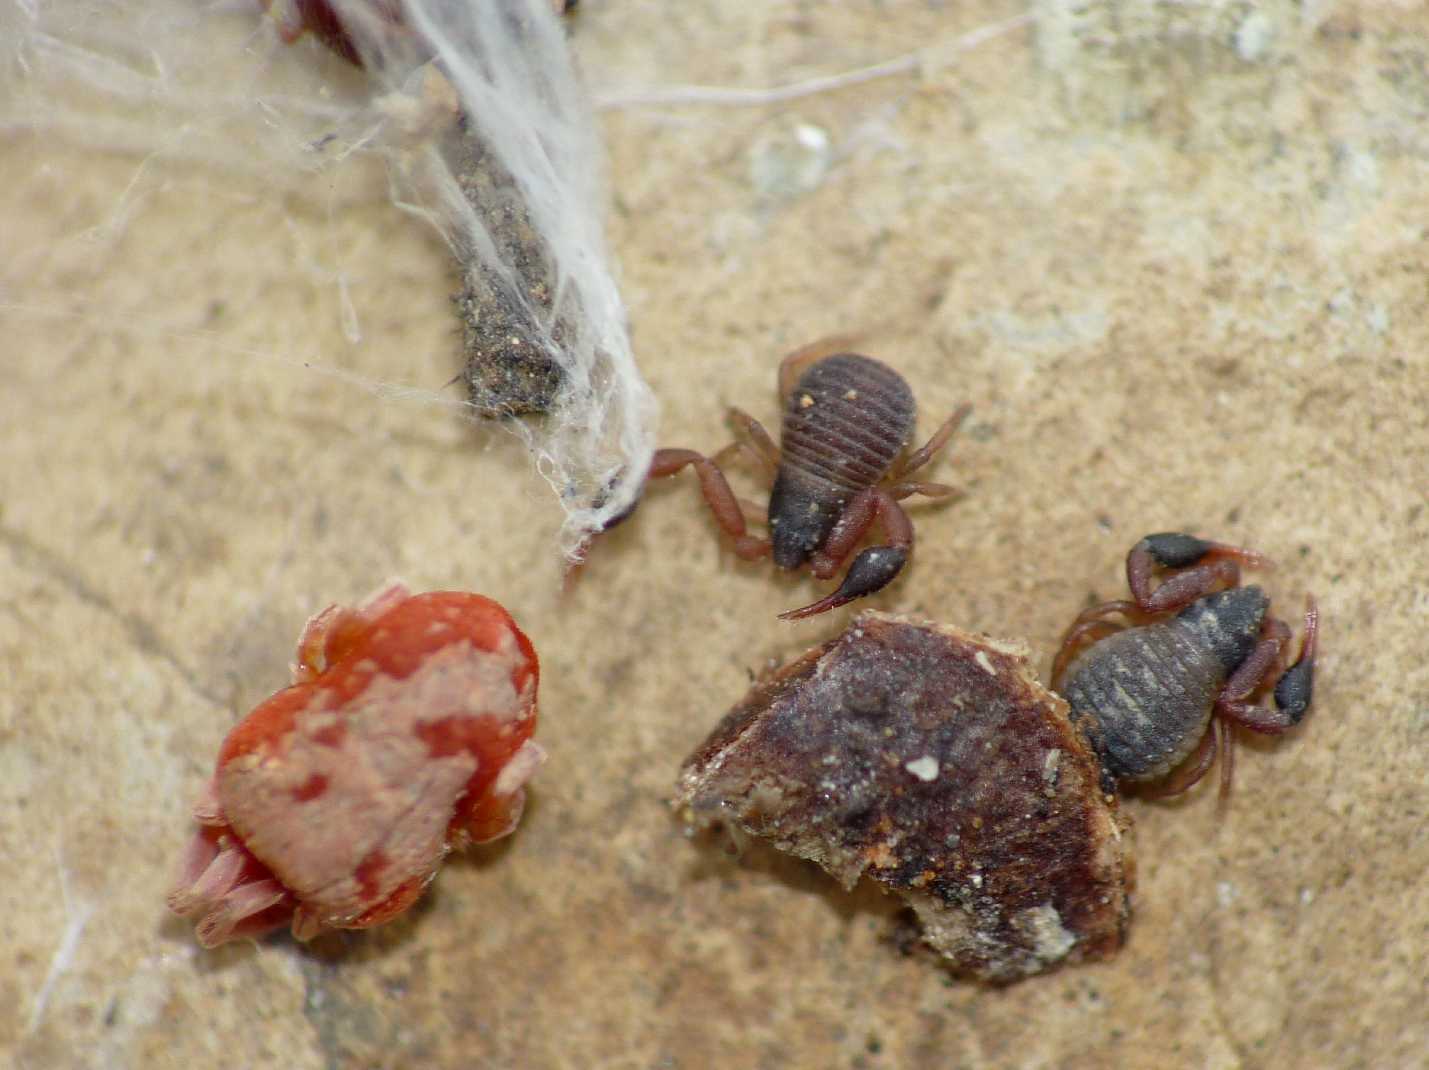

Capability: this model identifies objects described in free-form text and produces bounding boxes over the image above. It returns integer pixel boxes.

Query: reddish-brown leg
[891,403,973,480]
[710,439,772,485]
[649,448,770,560]
[725,407,780,480]
[888,480,959,501]
[705,426,776,526]
[564,441,771,590]
[1129,557,1243,613]
[1209,601,1318,798]
[808,490,873,581]
[1216,605,1315,734]
[805,488,910,580]
[1126,534,1272,613]
[1216,716,1235,801]
[1219,639,1287,713]
[780,489,912,620]
[1221,615,1291,698]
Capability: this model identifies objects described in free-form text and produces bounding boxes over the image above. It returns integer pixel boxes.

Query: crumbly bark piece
[676,611,1133,982]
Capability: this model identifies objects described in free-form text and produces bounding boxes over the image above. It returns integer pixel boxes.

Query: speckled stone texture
[3,2,1426,1068]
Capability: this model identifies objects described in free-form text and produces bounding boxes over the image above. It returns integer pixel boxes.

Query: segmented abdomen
[780,354,916,493]
[1061,621,1225,782]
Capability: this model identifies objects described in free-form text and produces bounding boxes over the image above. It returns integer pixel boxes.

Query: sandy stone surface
[3,2,1426,1068]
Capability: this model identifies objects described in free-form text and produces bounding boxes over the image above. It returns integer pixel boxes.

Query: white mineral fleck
[905,755,940,781]
[1019,904,1077,964]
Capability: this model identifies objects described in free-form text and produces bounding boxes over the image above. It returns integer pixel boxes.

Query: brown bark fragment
[676,611,1134,982]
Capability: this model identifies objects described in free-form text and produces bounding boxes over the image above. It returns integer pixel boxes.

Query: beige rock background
[2,2,1426,1068]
